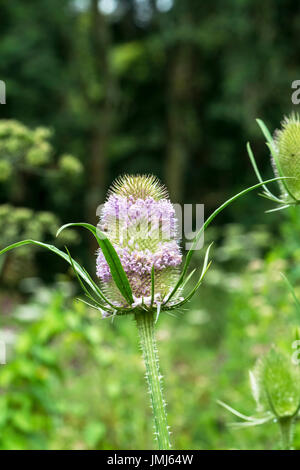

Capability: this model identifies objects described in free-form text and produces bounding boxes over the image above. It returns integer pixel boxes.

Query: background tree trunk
[165,43,194,203]
[85,0,116,226]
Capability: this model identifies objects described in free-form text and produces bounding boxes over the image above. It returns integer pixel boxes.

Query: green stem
[279,417,294,450]
[135,311,171,450]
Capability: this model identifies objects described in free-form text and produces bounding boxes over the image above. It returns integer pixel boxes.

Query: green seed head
[274,113,300,200]
[250,347,300,418]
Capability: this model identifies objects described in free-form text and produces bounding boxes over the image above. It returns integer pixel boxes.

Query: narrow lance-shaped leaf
[0,238,126,313]
[64,246,106,310]
[166,177,289,303]
[246,142,282,201]
[179,268,196,292]
[256,118,275,152]
[78,263,127,311]
[0,240,101,298]
[167,243,212,309]
[57,222,134,305]
[217,400,273,428]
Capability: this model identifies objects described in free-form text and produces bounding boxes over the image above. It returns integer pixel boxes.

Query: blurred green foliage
[1,0,300,450]
[0,120,83,284]
[1,212,300,449]
[1,0,300,213]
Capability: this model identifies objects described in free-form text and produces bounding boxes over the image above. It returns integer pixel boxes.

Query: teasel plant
[219,274,300,450]
[247,113,300,213]
[0,173,287,449]
[218,345,300,450]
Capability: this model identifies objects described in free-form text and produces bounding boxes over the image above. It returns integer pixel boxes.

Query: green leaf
[75,261,124,310]
[167,243,212,308]
[57,222,134,305]
[0,239,125,313]
[217,400,273,428]
[64,246,104,309]
[256,118,275,151]
[166,177,288,303]
[265,204,291,213]
[246,142,281,201]
[179,268,196,292]
[0,239,101,297]
[217,400,259,422]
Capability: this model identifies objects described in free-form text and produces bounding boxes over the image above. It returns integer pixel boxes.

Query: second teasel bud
[274,113,300,201]
[250,347,300,419]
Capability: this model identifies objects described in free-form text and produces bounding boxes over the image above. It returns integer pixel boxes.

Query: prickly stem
[135,311,171,450]
[279,417,294,450]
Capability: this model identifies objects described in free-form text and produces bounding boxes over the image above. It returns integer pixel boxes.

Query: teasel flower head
[96,175,183,310]
[247,114,300,212]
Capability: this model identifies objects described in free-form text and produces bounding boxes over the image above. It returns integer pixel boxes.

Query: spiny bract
[96,175,182,307]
